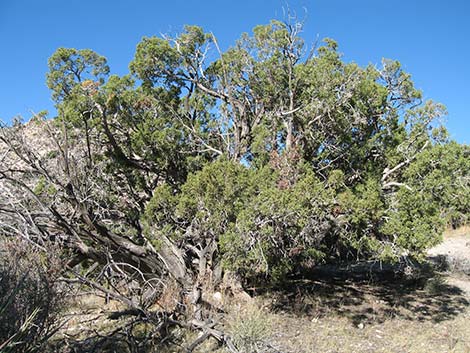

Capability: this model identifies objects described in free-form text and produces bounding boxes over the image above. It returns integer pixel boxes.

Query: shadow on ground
[49,321,179,353]
[259,267,469,326]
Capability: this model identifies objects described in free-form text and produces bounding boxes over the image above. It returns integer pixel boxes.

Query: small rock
[212,291,222,302]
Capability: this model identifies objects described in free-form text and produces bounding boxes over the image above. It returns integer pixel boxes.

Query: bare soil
[51,228,470,353]
[429,226,470,283]
[259,227,470,353]
[429,227,470,260]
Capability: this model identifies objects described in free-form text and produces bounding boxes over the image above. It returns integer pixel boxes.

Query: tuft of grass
[226,303,271,353]
[424,275,447,295]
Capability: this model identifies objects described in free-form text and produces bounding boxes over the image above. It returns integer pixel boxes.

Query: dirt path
[428,228,470,296]
[428,230,470,262]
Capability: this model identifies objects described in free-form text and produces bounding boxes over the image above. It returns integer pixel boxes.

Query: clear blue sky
[1,0,469,143]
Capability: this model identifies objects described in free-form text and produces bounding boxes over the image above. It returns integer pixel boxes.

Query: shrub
[0,239,66,353]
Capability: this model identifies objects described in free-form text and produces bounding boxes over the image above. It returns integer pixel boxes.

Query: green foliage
[381,187,444,256]
[221,168,334,282]
[41,18,469,286]
[46,47,109,102]
[33,176,57,197]
[145,159,256,243]
[404,141,470,227]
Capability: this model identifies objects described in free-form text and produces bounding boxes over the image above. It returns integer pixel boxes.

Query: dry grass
[228,227,470,353]
[49,227,470,353]
[224,303,272,353]
[267,307,470,353]
[50,272,470,353]
[247,272,469,353]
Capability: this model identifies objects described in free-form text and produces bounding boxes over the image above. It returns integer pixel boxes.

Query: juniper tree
[0,19,468,351]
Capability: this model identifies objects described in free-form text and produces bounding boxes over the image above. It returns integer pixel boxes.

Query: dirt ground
[51,228,470,353]
[429,226,470,294]
[259,228,470,353]
[429,226,470,261]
